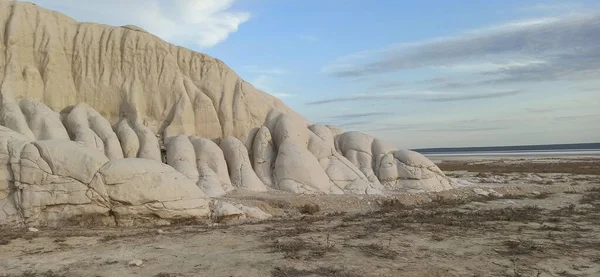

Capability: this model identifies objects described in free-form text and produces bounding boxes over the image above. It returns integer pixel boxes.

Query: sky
[26,0,600,149]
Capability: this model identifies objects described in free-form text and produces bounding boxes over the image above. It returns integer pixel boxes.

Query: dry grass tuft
[99,234,119,242]
[6,271,65,277]
[357,243,398,259]
[272,238,336,260]
[500,238,541,256]
[427,195,471,207]
[0,237,10,245]
[380,199,408,211]
[298,203,321,215]
[580,187,600,206]
[153,273,180,277]
[271,266,359,277]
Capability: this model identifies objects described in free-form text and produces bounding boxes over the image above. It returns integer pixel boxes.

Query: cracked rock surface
[0,2,454,226]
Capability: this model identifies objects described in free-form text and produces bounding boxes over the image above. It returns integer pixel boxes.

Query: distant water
[414,142,600,157]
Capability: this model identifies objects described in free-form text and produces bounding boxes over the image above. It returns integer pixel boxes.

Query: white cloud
[26,0,250,48]
[434,59,548,72]
[322,13,600,78]
[305,89,522,105]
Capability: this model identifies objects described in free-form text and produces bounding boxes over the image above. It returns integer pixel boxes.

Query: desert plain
[1,154,599,277]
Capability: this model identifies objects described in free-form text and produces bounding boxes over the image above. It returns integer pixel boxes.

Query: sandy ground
[1,157,599,277]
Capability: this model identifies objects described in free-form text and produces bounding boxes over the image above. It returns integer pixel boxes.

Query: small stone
[157,229,164,234]
[473,188,490,196]
[532,191,541,195]
[488,189,503,197]
[128,259,143,267]
[234,204,271,220]
[28,227,39,232]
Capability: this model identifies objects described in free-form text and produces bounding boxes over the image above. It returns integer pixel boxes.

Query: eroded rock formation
[0,1,454,227]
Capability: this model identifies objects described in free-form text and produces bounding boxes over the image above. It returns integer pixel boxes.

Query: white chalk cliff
[0,1,454,226]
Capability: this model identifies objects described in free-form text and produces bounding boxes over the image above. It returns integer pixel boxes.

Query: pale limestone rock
[0,121,202,227]
[307,132,334,160]
[162,80,196,139]
[19,99,69,141]
[326,125,344,137]
[89,118,123,160]
[0,127,31,225]
[166,135,199,181]
[220,136,267,192]
[371,138,397,177]
[0,1,308,141]
[393,150,448,184]
[99,158,210,222]
[65,103,123,159]
[251,126,275,187]
[115,119,140,158]
[335,131,382,187]
[33,140,109,184]
[274,140,343,194]
[473,188,490,197]
[69,128,105,153]
[234,203,271,220]
[0,94,35,140]
[0,126,32,157]
[65,104,104,152]
[394,149,437,168]
[322,157,380,195]
[488,189,503,197]
[213,202,272,221]
[99,158,206,202]
[308,124,336,149]
[271,114,310,148]
[19,143,52,186]
[0,1,457,227]
[0,197,19,225]
[212,201,246,221]
[2,135,211,226]
[190,137,233,197]
[336,131,374,156]
[377,153,399,182]
[378,150,453,192]
[19,180,108,225]
[87,173,111,208]
[335,131,453,192]
[132,121,161,161]
[190,84,223,140]
[308,132,380,194]
[128,259,143,267]
[9,139,112,225]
